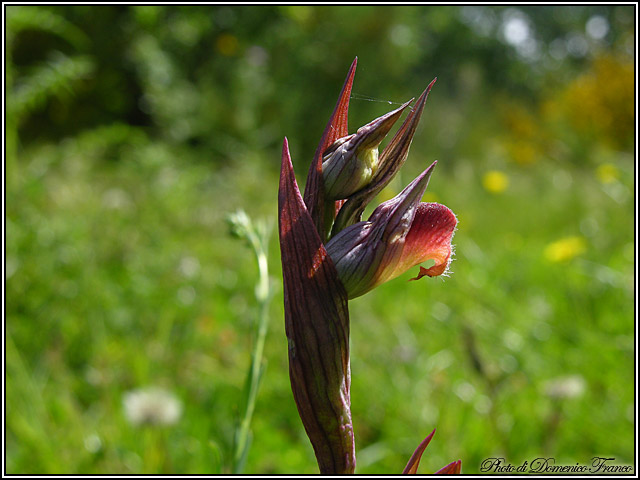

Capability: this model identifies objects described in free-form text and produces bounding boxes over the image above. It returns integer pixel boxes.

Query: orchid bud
[326,162,457,299]
[322,101,411,201]
[331,78,437,236]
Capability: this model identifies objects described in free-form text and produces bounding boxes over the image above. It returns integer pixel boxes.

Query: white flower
[543,375,586,399]
[123,387,182,426]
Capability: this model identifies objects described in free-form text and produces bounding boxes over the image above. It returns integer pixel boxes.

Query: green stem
[232,218,272,474]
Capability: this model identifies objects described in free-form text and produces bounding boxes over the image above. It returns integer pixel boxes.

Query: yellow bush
[556,54,634,149]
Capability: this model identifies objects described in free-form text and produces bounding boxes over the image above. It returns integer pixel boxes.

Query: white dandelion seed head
[123,387,182,426]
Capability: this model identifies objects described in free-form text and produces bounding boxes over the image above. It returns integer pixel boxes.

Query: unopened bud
[322,101,411,200]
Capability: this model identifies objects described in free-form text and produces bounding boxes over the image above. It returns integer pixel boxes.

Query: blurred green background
[5,5,635,474]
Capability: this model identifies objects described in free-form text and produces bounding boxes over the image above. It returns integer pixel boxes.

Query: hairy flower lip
[322,100,413,201]
[402,202,457,280]
[331,78,437,236]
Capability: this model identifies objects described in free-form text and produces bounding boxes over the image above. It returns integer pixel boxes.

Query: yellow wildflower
[544,236,587,263]
[216,33,238,56]
[482,170,509,194]
[596,163,620,184]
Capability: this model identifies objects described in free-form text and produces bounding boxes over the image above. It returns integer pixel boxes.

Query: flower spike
[280,61,459,474]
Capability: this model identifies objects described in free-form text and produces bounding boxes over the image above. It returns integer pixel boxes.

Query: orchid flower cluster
[278,58,459,474]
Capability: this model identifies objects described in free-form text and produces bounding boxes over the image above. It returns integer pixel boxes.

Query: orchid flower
[278,57,459,474]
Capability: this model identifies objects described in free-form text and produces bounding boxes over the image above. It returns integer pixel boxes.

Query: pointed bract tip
[402,429,436,474]
[416,78,436,108]
[382,161,437,219]
[404,162,437,201]
[281,137,292,170]
[435,459,462,475]
[425,77,437,94]
[354,99,413,150]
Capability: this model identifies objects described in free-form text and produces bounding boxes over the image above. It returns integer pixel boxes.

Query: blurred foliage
[7,5,634,160]
[5,4,635,475]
